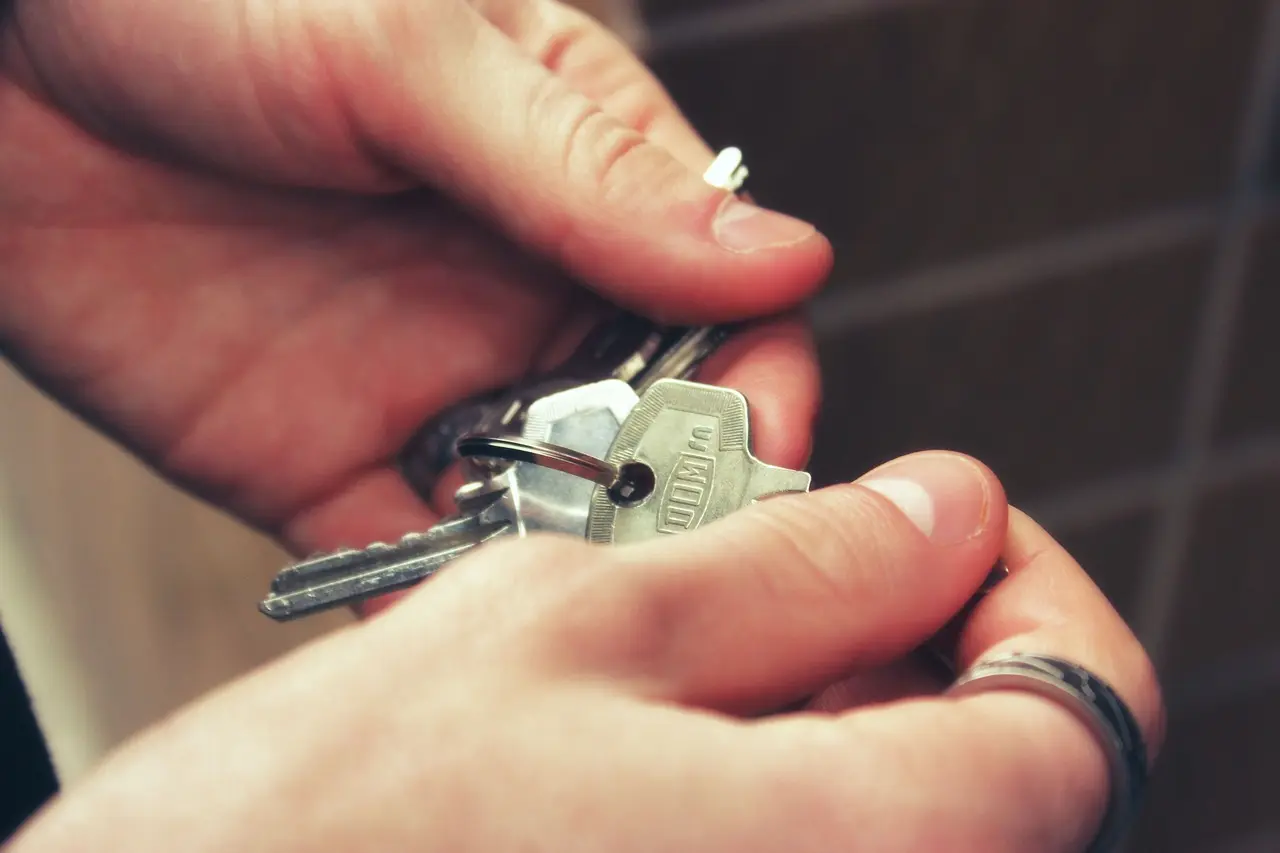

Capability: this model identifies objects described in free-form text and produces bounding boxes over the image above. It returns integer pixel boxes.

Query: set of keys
[258,147,814,622]
[260,376,811,620]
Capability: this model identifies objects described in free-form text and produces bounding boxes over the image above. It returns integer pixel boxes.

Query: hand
[6,452,1165,853]
[0,0,832,559]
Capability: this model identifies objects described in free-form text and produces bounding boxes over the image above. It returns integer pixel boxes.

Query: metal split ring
[456,435,618,487]
[948,653,1149,853]
[455,435,657,506]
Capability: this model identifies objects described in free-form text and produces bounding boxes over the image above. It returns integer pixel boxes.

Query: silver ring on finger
[946,653,1149,853]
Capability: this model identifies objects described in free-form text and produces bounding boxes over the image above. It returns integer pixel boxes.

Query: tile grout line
[644,0,935,57]
[1022,435,1280,534]
[1025,438,1280,853]
[1210,828,1280,853]
[1132,0,1280,667]
[1025,468,1175,533]
[808,204,1220,335]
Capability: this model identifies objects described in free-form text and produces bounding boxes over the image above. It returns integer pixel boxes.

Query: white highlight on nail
[861,478,936,538]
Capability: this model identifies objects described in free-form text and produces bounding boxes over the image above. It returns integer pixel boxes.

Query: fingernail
[713,197,816,253]
[857,453,990,546]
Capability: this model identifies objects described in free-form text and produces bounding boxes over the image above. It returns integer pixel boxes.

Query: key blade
[745,464,812,503]
[632,325,737,395]
[259,520,511,621]
[267,495,503,594]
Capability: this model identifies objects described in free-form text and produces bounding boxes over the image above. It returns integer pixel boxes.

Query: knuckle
[479,0,588,74]
[534,552,680,671]
[591,122,654,204]
[560,102,649,198]
[530,77,681,207]
[531,16,591,75]
[609,77,666,138]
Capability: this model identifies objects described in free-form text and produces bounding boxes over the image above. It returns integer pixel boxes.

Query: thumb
[588,451,1008,713]
[328,2,832,323]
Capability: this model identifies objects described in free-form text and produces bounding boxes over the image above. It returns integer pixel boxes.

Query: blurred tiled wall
[638,0,1280,850]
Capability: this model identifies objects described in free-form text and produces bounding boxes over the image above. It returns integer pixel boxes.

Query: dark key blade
[260,520,511,621]
[631,325,738,396]
[396,148,755,500]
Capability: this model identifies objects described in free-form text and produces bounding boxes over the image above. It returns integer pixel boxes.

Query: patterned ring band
[946,653,1149,853]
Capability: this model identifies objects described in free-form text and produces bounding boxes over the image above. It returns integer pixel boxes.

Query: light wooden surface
[0,363,353,781]
[0,0,645,785]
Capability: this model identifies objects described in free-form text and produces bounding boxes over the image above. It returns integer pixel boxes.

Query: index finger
[766,507,1166,853]
[955,507,1166,755]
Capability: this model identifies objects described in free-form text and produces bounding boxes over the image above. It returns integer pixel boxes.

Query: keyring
[456,435,661,507]
[455,435,620,489]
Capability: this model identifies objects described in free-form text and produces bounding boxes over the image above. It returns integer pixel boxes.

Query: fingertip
[854,451,1008,550]
[565,194,834,323]
[609,451,1014,711]
[698,315,820,469]
[955,505,1167,760]
[680,200,835,321]
[711,197,822,256]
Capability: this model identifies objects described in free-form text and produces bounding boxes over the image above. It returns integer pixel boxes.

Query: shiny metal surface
[258,512,513,621]
[462,379,640,539]
[260,380,640,620]
[397,148,754,499]
[587,379,811,544]
[457,436,620,487]
[702,146,749,193]
[948,654,1149,853]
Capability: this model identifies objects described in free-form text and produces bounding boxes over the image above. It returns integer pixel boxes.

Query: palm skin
[0,0,830,567]
[0,18,1168,851]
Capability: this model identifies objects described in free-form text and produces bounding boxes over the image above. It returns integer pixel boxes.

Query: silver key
[398,315,666,492]
[260,512,510,621]
[398,148,753,499]
[260,379,640,621]
[586,378,811,545]
[481,378,639,539]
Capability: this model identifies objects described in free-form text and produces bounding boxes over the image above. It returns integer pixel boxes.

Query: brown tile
[648,0,1263,283]
[1215,214,1280,443]
[808,241,1210,504]
[641,0,743,23]
[1127,687,1280,853]
[1049,512,1153,626]
[1164,474,1280,677]
[1265,111,1280,194]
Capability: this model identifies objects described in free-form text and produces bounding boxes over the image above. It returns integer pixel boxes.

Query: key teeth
[271,547,357,588]
[270,540,405,592]
[268,511,502,595]
[259,517,516,621]
[278,531,433,574]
